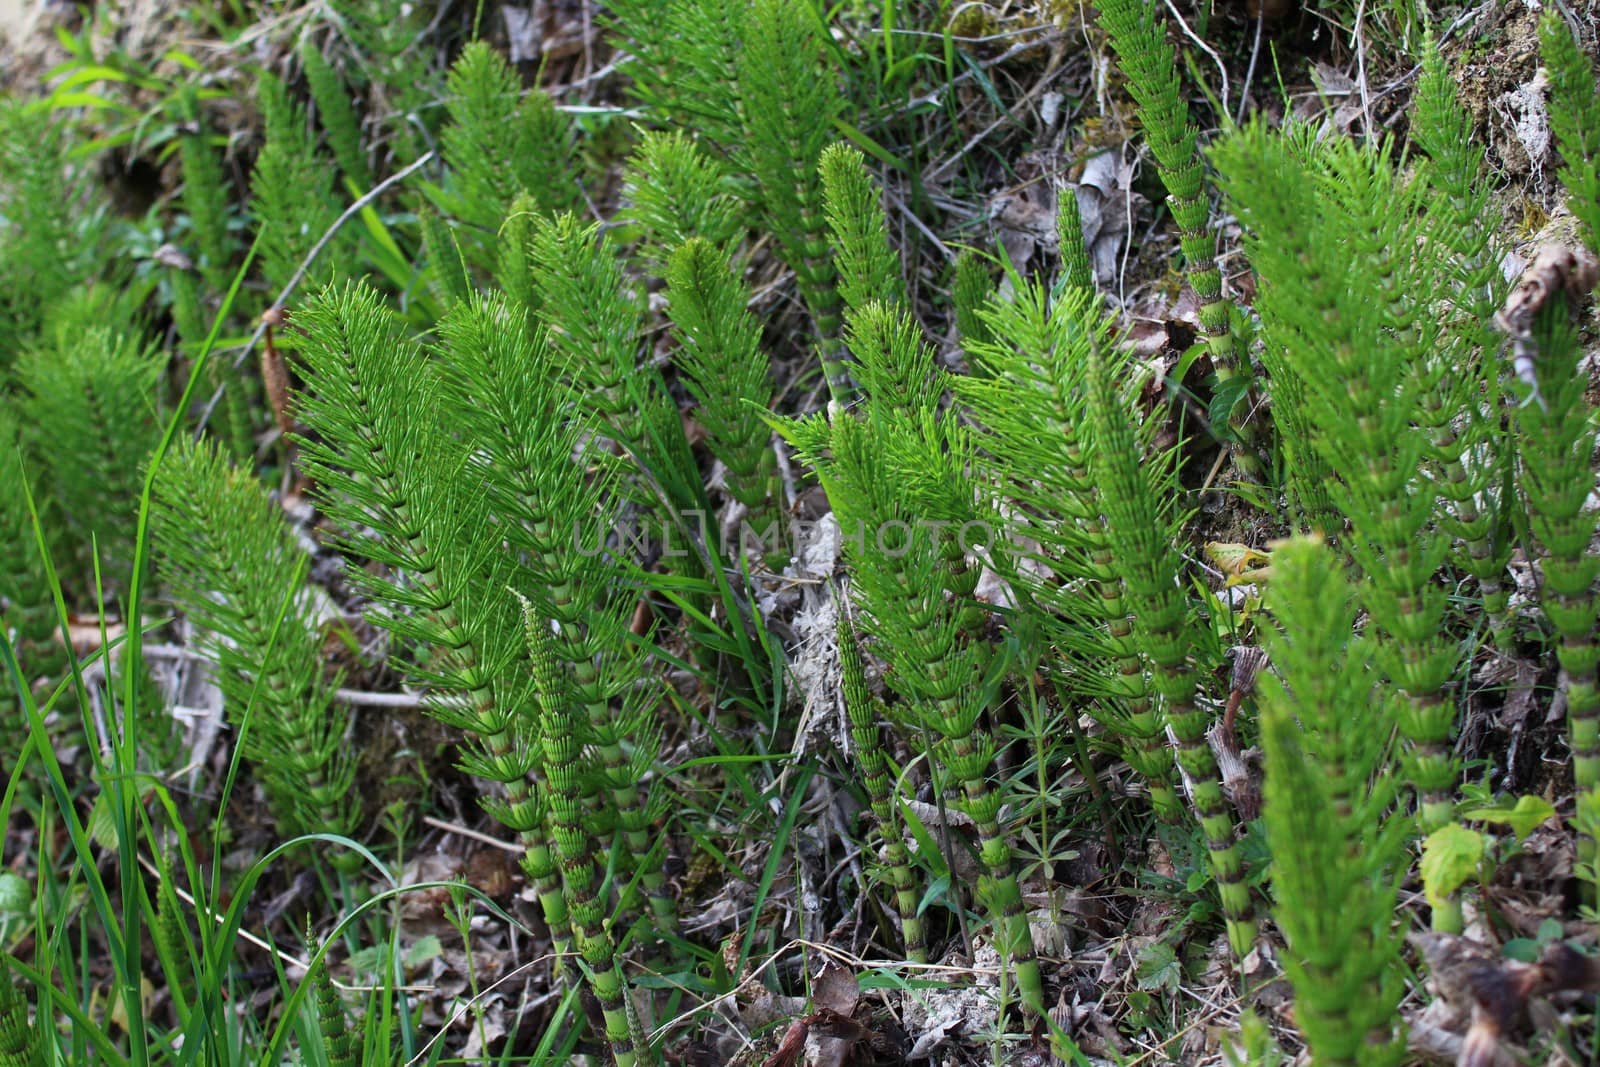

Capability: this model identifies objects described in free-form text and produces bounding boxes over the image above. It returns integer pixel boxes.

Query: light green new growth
[300,39,372,191]
[1540,14,1600,251]
[152,440,360,843]
[495,193,541,320]
[1095,0,1255,475]
[738,0,850,402]
[1212,125,1459,833]
[1082,334,1254,956]
[1259,536,1407,1067]
[821,143,908,316]
[623,130,746,267]
[837,605,925,962]
[440,43,575,251]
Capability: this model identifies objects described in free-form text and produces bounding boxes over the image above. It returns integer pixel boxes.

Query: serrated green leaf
[1462,795,1556,841]
[1135,941,1180,993]
[1420,824,1485,906]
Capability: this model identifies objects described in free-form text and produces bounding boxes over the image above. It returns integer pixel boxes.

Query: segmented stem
[1084,338,1254,956]
[838,607,926,962]
[1514,303,1600,792]
[525,614,641,1067]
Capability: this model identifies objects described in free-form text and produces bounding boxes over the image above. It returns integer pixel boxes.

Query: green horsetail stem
[523,610,643,1067]
[1083,337,1253,956]
[838,605,926,962]
[1096,0,1258,479]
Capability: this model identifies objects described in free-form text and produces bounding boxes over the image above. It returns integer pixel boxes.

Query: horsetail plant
[527,210,715,560]
[622,130,747,267]
[821,143,908,316]
[1212,125,1460,833]
[0,99,106,361]
[603,0,748,152]
[1540,14,1600,252]
[439,42,575,271]
[0,956,35,1067]
[0,407,62,723]
[495,192,543,321]
[954,277,1183,827]
[151,439,360,845]
[1508,290,1600,795]
[955,193,1187,827]
[437,292,677,945]
[1258,536,1409,1067]
[251,72,345,296]
[1082,332,1255,957]
[837,601,926,962]
[1409,34,1512,648]
[177,101,234,295]
[309,947,361,1067]
[526,213,645,444]
[289,282,574,963]
[738,0,850,403]
[1096,0,1256,476]
[15,310,165,601]
[663,237,778,547]
[951,250,993,361]
[300,38,372,192]
[776,303,1045,1019]
[1513,13,1600,809]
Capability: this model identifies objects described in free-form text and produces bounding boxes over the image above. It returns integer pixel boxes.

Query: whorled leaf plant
[1096,0,1256,476]
[1081,330,1255,957]
[286,282,676,1059]
[289,282,573,967]
[663,237,779,556]
[436,292,677,948]
[1408,32,1512,650]
[738,0,850,402]
[1212,124,1460,834]
[1516,12,1600,811]
[152,438,360,847]
[837,600,925,962]
[437,42,576,274]
[953,197,1182,828]
[776,299,1045,1018]
[1258,535,1409,1067]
